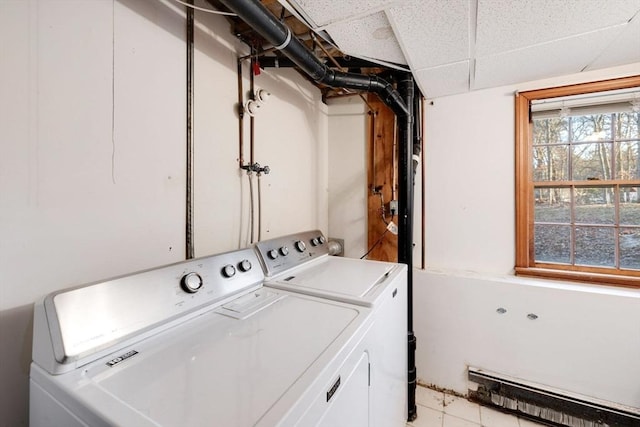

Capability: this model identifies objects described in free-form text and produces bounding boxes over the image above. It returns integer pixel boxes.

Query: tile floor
[407,386,546,427]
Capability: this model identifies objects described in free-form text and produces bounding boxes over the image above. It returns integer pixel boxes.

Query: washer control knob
[318,236,326,244]
[181,272,203,293]
[268,249,279,260]
[222,264,236,278]
[295,240,306,252]
[311,238,319,246]
[238,259,252,272]
[279,246,289,256]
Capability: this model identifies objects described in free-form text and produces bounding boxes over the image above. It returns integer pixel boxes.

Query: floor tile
[479,406,519,427]
[411,386,533,427]
[408,405,443,427]
[443,394,481,424]
[416,386,445,411]
[443,413,481,427]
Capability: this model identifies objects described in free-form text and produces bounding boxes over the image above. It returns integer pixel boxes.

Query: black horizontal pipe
[259,55,393,71]
[216,0,408,117]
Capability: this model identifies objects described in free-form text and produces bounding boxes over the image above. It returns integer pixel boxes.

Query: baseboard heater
[468,368,640,427]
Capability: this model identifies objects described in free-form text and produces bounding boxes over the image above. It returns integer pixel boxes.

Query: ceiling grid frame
[279,0,640,98]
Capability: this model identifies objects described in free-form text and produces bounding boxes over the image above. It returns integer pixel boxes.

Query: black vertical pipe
[418,94,426,270]
[412,84,423,268]
[249,52,256,165]
[186,0,195,259]
[237,58,245,168]
[397,74,417,421]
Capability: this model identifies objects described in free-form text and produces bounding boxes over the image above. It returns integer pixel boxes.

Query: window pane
[620,187,640,225]
[533,118,567,144]
[534,224,570,264]
[620,228,640,270]
[575,187,614,224]
[533,145,569,181]
[571,114,612,142]
[575,227,615,267]
[572,142,612,180]
[616,112,639,140]
[534,188,570,223]
[615,141,639,180]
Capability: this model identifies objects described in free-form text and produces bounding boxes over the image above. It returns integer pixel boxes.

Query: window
[515,76,640,287]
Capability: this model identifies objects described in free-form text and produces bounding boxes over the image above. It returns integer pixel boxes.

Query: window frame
[515,75,640,288]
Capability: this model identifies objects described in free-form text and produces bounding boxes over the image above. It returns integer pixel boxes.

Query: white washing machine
[30,248,374,427]
[255,230,408,427]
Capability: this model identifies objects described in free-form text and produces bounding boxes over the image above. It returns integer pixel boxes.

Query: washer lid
[271,257,397,299]
[74,291,370,427]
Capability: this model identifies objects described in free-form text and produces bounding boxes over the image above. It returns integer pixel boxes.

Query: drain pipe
[215,0,415,420]
[259,56,388,71]
[397,75,417,422]
[216,0,407,117]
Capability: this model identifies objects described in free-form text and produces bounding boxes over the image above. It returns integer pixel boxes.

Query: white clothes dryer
[30,248,374,427]
[255,230,408,427]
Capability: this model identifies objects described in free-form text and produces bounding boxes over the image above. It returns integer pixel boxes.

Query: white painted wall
[327,96,368,258]
[193,10,328,255]
[416,62,640,409]
[0,0,187,312]
[0,2,328,425]
[414,270,640,408]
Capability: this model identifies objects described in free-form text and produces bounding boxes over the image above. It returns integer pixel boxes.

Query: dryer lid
[273,257,396,298]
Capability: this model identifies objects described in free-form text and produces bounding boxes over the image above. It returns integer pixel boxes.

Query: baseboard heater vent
[468,368,640,427]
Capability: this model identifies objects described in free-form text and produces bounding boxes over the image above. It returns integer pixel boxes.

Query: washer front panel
[34,291,372,427]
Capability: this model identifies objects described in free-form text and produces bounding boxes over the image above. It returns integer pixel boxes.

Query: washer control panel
[177,253,261,297]
[44,247,265,366]
[255,230,329,277]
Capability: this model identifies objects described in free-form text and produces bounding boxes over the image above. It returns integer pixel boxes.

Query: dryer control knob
[238,259,252,272]
[268,249,279,260]
[181,272,203,293]
[222,264,236,278]
[311,238,319,246]
[318,236,326,244]
[279,246,289,256]
[295,240,306,252]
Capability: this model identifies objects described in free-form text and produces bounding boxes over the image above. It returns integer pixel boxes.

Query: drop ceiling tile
[585,15,640,70]
[414,61,470,99]
[325,12,407,65]
[474,25,626,90]
[476,0,640,56]
[388,0,470,70]
[286,0,401,28]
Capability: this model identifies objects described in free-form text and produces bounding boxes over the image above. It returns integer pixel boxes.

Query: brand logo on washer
[326,376,341,402]
[106,350,138,367]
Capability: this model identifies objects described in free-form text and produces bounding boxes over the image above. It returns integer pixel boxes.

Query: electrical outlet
[389,200,398,215]
[387,221,398,235]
